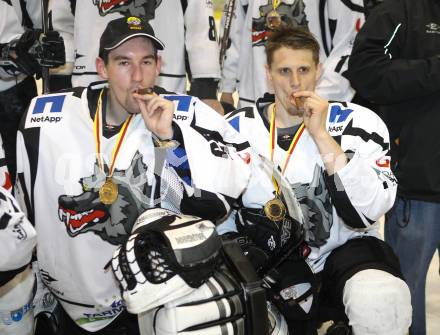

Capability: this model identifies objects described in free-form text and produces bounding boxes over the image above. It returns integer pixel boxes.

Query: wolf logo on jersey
[92,0,162,20]
[292,165,333,247]
[252,0,308,47]
[58,152,153,245]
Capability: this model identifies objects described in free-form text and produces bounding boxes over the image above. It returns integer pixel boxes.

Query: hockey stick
[219,0,236,70]
[40,0,50,93]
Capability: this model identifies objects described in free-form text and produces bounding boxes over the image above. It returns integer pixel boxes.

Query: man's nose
[132,64,143,82]
[290,71,300,87]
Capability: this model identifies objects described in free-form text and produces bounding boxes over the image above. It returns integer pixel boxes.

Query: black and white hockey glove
[111,208,222,314]
[0,29,65,77]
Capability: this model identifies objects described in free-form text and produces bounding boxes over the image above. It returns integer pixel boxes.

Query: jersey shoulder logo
[25,94,67,128]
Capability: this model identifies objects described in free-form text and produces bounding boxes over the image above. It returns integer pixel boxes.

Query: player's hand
[292,91,329,140]
[133,91,175,140]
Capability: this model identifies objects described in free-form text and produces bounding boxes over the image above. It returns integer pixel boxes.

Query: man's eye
[299,67,309,73]
[280,68,290,75]
[118,61,129,66]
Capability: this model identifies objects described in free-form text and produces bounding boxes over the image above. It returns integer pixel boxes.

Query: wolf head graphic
[58,152,154,245]
[92,0,162,20]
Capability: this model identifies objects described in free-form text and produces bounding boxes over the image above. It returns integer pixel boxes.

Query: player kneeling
[111,208,288,335]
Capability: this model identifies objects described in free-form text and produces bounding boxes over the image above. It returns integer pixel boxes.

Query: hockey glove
[27,30,65,68]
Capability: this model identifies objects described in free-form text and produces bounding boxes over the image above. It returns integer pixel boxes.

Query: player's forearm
[312,132,347,175]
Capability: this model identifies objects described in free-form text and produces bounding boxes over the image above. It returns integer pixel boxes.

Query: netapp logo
[173,114,188,121]
[31,116,62,123]
[26,95,66,128]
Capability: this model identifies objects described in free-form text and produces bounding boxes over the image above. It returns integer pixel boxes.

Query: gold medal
[94,89,133,206]
[264,197,286,221]
[266,10,282,30]
[99,178,118,205]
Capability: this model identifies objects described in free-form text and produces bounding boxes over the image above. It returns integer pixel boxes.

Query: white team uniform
[0,186,37,335]
[222,99,397,273]
[15,84,251,331]
[221,0,365,106]
[50,0,221,91]
[0,0,41,91]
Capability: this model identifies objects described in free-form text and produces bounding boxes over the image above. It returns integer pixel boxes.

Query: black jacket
[345,0,440,202]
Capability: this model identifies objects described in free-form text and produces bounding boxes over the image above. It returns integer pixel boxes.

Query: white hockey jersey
[15,84,251,331]
[223,99,397,272]
[0,0,42,91]
[220,0,365,106]
[0,136,11,191]
[50,0,221,92]
[0,187,36,272]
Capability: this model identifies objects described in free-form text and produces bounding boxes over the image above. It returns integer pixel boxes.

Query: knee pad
[342,269,412,335]
[0,267,35,335]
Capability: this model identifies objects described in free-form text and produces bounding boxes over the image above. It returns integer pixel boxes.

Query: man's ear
[96,57,108,80]
[155,55,162,77]
[316,63,323,82]
[265,63,274,91]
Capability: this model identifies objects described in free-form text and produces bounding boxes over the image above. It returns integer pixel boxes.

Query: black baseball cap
[99,16,165,55]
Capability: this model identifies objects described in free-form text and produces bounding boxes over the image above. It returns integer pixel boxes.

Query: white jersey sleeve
[314,0,365,102]
[184,0,221,79]
[326,102,397,227]
[49,0,75,66]
[0,187,36,272]
[220,0,247,93]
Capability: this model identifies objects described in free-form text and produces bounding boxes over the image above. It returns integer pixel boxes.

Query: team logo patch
[58,152,153,245]
[26,95,66,128]
[127,16,142,29]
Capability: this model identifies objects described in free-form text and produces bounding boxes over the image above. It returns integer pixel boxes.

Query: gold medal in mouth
[136,87,154,95]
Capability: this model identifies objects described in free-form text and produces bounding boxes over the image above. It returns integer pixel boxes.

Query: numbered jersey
[50,0,220,92]
[220,0,365,106]
[15,83,251,331]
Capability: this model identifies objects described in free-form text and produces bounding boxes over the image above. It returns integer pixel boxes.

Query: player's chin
[287,106,303,117]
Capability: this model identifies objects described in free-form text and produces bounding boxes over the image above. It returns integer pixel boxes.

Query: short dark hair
[266,26,320,67]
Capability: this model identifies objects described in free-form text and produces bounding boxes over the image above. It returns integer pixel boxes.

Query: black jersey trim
[325,172,369,229]
[341,0,365,13]
[319,0,330,57]
[343,119,389,152]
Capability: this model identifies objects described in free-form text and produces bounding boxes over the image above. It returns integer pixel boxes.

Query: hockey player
[220,0,365,108]
[16,16,253,334]
[221,26,412,334]
[0,184,37,335]
[49,0,223,113]
[0,0,65,183]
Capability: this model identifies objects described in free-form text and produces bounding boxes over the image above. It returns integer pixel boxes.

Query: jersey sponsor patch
[328,105,354,124]
[25,95,66,128]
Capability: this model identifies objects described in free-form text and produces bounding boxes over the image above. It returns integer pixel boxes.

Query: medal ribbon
[269,103,305,194]
[93,89,134,178]
[273,0,280,10]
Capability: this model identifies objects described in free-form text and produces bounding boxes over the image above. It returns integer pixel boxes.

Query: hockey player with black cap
[16,15,257,335]
[0,0,65,184]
